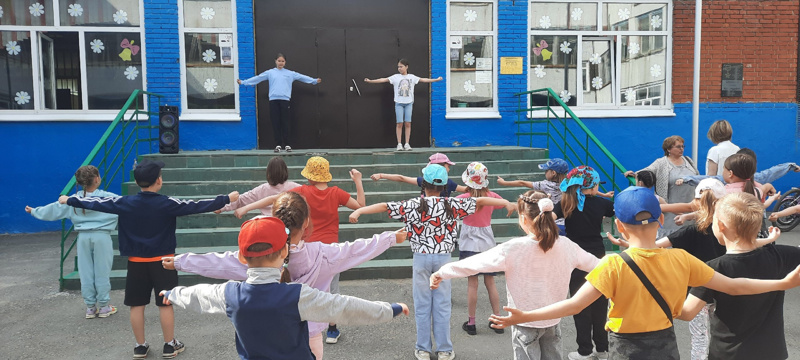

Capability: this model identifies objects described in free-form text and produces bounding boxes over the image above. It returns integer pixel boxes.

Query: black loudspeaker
[159,105,179,154]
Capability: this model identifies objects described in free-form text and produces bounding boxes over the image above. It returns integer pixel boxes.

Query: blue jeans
[413,253,452,353]
[77,231,114,307]
[395,102,413,123]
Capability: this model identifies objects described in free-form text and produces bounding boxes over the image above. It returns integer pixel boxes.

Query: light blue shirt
[681,162,798,186]
[240,68,318,101]
[30,189,118,231]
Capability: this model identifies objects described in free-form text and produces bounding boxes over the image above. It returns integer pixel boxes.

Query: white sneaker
[437,351,456,360]
[568,352,595,360]
[284,145,292,152]
[274,146,281,153]
[396,143,404,151]
[413,349,431,360]
[594,351,608,360]
[404,143,412,151]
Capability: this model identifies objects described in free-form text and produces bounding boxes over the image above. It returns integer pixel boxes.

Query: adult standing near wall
[705,120,739,176]
[237,53,321,153]
[624,135,699,236]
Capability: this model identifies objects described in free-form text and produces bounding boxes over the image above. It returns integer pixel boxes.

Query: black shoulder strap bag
[619,252,673,324]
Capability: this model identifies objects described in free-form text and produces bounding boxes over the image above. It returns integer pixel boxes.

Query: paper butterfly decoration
[533,40,552,62]
[118,39,140,61]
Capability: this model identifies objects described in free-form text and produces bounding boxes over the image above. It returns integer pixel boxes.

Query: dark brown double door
[254,0,430,149]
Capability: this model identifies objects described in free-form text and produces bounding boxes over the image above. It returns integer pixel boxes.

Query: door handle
[351,79,362,97]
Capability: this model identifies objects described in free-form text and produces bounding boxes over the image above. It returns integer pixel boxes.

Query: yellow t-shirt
[586,247,714,333]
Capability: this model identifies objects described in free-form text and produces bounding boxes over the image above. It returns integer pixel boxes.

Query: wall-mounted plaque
[721,63,743,97]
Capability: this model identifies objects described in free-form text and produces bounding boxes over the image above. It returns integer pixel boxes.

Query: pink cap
[428,153,455,165]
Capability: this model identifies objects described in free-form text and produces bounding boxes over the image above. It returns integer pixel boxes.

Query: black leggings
[269,100,290,147]
[570,267,610,356]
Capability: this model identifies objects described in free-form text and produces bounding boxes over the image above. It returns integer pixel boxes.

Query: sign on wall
[721,63,743,97]
[500,57,523,74]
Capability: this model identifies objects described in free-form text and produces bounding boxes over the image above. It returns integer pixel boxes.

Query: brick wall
[144,0,181,108]
[672,0,798,103]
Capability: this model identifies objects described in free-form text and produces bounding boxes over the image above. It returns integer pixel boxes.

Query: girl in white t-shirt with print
[364,59,443,151]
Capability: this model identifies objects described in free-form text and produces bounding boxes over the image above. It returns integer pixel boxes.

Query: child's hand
[214,209,223,214]
[394,228,408,244]
[489,306,526,329]
[162,257,176,270]
[769,212,779,222]
[350,169,362,182]
[430,273,443,289]
[349,211,361,224]
[316,78,322,83]
[783,265,800,289]
[236,79,243,85]
[363,78,370,82]
[158,291,172,305]
[24,206,32,213]
[58,195,69,204]
[764,226,781,244]
[675,179,684,186]
[606,232,629,248]
[624,170,635,178]
[370,173,382,181]
[602,191,615,198]
[234,208,248,219]
[505,202,518,217]
[496,176,506,185]
[228,191,240,203]
[397,303,410,316]
[674,214,686,226]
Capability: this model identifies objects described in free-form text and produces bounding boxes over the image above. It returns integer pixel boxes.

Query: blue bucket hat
[559,165,601,211]
[538,158,569,174]
[614,186,662,226]
[422,164,449,186]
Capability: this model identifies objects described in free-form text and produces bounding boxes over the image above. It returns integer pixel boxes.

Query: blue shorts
[395,102,413,123]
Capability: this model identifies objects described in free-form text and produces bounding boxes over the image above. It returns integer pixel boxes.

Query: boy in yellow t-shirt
[490,186,800,360]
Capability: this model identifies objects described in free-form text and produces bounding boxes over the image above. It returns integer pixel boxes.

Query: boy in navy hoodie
[160,216,409,360]
[60,159,238,359]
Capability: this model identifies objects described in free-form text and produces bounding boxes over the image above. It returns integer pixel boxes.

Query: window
[447,0,498,117]
[0,0,145,116]
[179,0,238,117]
[530,1,670,113]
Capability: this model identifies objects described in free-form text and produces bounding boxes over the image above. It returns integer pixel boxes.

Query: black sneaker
[489,320,505,334]
[462,321,477,335]
[162,339,185,359]
[133,344,150,359]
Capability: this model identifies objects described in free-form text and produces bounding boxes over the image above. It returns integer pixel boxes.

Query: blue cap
[422,164,449,186]
[538,158,569,174]
[614,186,662,226]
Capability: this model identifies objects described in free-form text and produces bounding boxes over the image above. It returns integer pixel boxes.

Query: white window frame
[527,0,674,118]
[0,0,147,121]
[177,0,240,121]
[445,0,500,119]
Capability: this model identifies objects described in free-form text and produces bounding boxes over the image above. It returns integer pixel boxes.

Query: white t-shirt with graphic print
[387,196,476,254]
[388,74,420,104]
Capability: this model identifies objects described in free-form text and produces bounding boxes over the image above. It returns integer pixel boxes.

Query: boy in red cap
[370,153,467,197]
[160,216,409,360]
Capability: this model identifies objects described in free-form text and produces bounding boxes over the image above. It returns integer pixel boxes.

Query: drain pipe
[691,0,702,164]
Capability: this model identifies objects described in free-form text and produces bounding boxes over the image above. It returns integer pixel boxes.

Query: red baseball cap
[428,153,455,165]
[238,216,290,257]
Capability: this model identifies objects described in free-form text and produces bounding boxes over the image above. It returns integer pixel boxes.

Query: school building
[2,0,798,233]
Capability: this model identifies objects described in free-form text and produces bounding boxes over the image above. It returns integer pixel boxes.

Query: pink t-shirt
[457,191,504,227]
[725,181,764,202]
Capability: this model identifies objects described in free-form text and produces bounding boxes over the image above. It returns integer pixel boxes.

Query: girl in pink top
[216,157,300,216]
[431,190,599,360]
[455,162,507,336]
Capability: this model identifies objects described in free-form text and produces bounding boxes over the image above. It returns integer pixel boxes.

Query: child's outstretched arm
[496,176,534,189]
[369,173,418,185]
[234,193,279,219]
[419,76,443,83]
[298,284,408,325]
[61,194,124,214]
[348,169,366,208]
[677,294,709,321]
[319,229,407,275]
[162,251,248,281]
[475,197,516,216]
[26,201,73,221]
[702,265,800,295]
[755,227,781,247]
[756,163,800,185]
[431,246,506,289]
[168,192,238,217]
[364,77,390,84]
[160,283,228,314]
[661,201,696,214]
[769,205,800,222]
[489,282,602,328]
[349,203,389,223]
[606,232,672,249]
[597,190,615,199]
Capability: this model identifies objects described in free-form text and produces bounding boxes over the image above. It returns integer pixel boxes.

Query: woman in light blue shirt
[238,53,321,153]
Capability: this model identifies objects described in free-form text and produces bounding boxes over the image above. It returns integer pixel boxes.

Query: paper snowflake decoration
[6,41,20,55]
[650,64,662,78]
[533,65,546,78]
[571,7,583,21]
[0,6,4,18]
[200,7,215,20]
[628,42,640,56]
[124,66,139,80]
[463,80,476,94]
[539,16,551,29]
[113,9,128,24]
[463,52,475,66]
[591,76,603,90]
[29,2,44,16]
[651,15,662,29]
[204,78,218,92]
[202,49,216,63]
[15,91,30,105]
[559,41,572,54]
[589,53,601,65]
[624,88,635,102]
[618,8,630,20]
[464,9,477,22]
[90,39,104,53]
[559,90,572,103]
[68,3,83,17]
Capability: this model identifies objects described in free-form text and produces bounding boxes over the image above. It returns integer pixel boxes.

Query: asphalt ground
[3,232,800,360]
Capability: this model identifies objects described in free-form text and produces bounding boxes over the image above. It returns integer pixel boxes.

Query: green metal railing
[515,87,635,194]
[58,90,164,290]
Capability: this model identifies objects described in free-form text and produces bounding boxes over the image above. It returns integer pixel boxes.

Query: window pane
[185,33,234,109]
[85,32,144,109]
[603,3,667,31]
[531,2,597,31]
[581,38,614,105]
[183,0,232,28]
[620,35,666,106]
[450,35,493,108]
[0,0,54,26]
[0,31,34,109]
[450,2,493,31]
[530,35,577,106]
[59,0,140,26]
